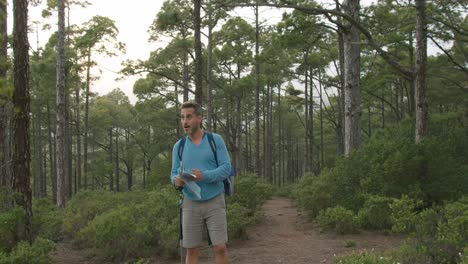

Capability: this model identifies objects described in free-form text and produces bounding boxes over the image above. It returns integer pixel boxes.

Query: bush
[316,206,359,234]
[63,190,147,240]
[228,174,274,214]
[390,195,423,234]
[226,202,254,239]
[358,195,394,230]
[333,251,394,264]
[68,188,179,260]
[32,198,63,242]
[0,207,25,253]
[0,237,55,264]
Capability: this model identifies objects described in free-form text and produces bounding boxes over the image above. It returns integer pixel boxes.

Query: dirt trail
[51,197,403,264]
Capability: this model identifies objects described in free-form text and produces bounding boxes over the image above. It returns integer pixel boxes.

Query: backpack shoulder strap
[206,132,219,167]
[177,136,187,161]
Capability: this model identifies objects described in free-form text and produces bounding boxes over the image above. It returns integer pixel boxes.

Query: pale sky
[9,0,378,105]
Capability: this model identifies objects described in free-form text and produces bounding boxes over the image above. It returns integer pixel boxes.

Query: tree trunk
[343,0,361,155]
[303,51,309,175]
[194,0,202,105]
[319,69,324,172]
[56,0,68,208]
[206,14,214,131]
[47,101,57,202]
[83,51,91,190]
[415,0,428,144]
[0,0,9,188]
[12,0,33,242]
[33,108,44,197]
[336,1,345,155]
[75,87,82,190]
[109,128,114,191]
[115,129,119,192]
[254,1,261,176]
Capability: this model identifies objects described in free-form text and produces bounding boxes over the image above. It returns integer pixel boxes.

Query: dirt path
[51,197,403,263]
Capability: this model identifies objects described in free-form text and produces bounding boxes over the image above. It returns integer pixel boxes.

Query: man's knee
[186,248,200,257]
[213,243,227,256]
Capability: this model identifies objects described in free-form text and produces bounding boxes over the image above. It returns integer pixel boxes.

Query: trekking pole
[178,189,184,264]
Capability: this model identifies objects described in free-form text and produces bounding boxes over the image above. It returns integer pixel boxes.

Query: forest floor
[51,197,404,264]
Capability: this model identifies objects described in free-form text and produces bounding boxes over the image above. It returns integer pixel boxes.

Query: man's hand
[174,176,185,187]
[192,169,203,182]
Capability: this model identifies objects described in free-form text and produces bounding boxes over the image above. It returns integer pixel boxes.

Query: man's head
[180,101,203,136]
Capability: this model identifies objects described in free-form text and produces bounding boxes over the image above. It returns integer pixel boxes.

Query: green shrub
[0,207,25,253]
[459,247,468,264]
[63,190,147,239]
[32,198,63,242]
[358,195,394,230]
[228,174,274,214]
[70,188,179,260]
[226,202,254,239]
[333,251,394,264]
[316,206,359,234]
[390,194,423,234]
[0,237,55,264]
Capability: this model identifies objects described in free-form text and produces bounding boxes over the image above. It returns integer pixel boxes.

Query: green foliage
[226,202,254,239]
[65,188,179,260]
[390,195,423,234]
[294,173,336,218]
[388,197,468,264]
[0,207,25,253]
[31,198,63,242]
[459,248,468,264]
[0,237,55,264]
[316,206,359,235]
[333,251,394,264]
[358,195,394,230]
[228,174,274,214]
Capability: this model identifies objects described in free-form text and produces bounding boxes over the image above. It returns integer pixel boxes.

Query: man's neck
[188,128,204,142]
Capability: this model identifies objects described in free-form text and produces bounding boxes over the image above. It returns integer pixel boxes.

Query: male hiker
[171,100,232,264]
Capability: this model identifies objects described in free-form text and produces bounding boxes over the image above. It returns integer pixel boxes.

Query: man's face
[181,107,202,135]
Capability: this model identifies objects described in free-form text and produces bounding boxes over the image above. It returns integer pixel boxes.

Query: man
[171,101,231,264]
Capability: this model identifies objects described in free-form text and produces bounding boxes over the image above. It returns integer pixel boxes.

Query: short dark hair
[181,100,202,116]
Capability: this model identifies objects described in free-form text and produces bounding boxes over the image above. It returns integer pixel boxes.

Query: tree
[56,0,68,208]
[414,0,428,143]
[12,0,32,241]
[194,0,203,104]
[0,0,9,188]
[75,15,125,190]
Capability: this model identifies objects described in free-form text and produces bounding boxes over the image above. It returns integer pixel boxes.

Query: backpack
[177,132,234,196]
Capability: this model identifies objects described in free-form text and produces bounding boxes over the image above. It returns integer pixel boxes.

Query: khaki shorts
[182,194,228,248]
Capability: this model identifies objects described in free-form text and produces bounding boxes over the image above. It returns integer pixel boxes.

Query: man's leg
[182,199,203,264]
[186,248,200,264]
[213,243,229,264]
[205,195,229,264]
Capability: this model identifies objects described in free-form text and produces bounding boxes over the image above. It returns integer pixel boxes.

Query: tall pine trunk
[83,51,91,190]
[194,0,202,104]
[254,2,261,176]
[12,0,32,241]
[415,0,428,143]
[0,0,9,188]
[56,0,68,208]
[343,0,361,155]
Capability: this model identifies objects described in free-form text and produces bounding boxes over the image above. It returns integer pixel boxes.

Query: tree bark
[194,0,203,105]
[47,101,57,202]
[75,87,82,191]
[415,0,428,144]
[0,0,9,188]
[83,51,91,190]
[254,1,261,176]
[343,0,361,155]
[56,0,68,208]
[12,0,33,242]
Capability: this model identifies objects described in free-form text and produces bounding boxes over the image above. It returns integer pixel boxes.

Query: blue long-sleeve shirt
[171,132,232,201]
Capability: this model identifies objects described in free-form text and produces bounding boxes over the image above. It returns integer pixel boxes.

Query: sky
[9,0,378,105]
